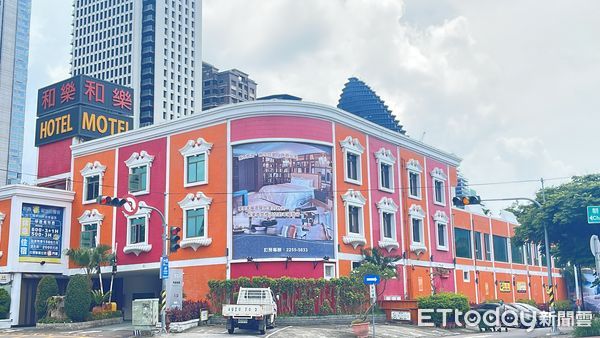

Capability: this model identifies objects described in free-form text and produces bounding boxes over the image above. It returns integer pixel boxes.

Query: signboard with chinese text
[19,203,64,263]
[37,75,133,117]
[588,206,600,224]
[499,281,511,293]
[231,141,334,259]
[516,281,527,293]
[35,106,133,146]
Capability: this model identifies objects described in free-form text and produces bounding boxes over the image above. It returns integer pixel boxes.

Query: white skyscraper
[71,0,202,127]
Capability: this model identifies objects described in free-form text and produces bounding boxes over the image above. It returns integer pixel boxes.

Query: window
[80,223,98,248]
[351,261,361,270]
[412,218,423,244]
[185,208,205,238]
[187,153,206,183]
[430,167,447,205]
[511,242,524,264]
[125,151,154,195]
[437,222,448,250]
[324,263,335,280]
[80,161,106,204]
[377,197,399,251]
[407,159,422,199]
[375,148,395,192]
[454,228,472,258]
[493,235,509,262]
[341,189,367,248]
[348,206,361,234]
[382,212,393,238]
[129,216,146,244]
[474,231,483,260]
[340,136,364,185]
[484,233,492,260]
[463,270,470,282]
[408,204,426,252]
[180,138,212,187]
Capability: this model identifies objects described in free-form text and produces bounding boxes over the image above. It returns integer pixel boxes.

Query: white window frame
[78,209,104,248]
[430,167,447,206]
[406,159,422,200]
[123,201,152,256]
[179,137,212,187]
[178,192,213,250]
[0,213,5,258]
[341,189,367,249]
[324,263,335,280]
[463,270,470,282]
[125,151,154,196]
[80,161,106,204]
[340,136,364,185]
[376,197,399,252]
[433,210,449,251]
[408,204,426,254]
[375,147,395,193]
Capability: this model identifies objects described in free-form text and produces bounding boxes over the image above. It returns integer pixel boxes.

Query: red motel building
[0,97,566,325]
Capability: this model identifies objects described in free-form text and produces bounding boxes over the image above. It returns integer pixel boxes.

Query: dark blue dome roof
[337,77,406,134]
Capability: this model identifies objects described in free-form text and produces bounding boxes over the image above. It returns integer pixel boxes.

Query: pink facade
[231,261,328,279]
[231,116,332,143]
[37,138,72,178]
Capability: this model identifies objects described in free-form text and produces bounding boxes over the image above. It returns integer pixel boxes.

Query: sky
[23,0,599,211]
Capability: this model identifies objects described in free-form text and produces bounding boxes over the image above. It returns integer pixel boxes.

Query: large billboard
[232,141,334,259]
[19,203,64,264]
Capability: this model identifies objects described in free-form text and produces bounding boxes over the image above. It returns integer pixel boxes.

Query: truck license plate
[237,319,248,324]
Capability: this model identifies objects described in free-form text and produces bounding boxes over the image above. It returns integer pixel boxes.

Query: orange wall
[456,269,476,303]
[0,199,11,267]
[183,264,226,301]
[407,266,432,298]
[168,123,228,260]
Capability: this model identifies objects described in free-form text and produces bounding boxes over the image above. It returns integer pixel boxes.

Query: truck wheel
[228,328,234,334]
[267,315,275,329]
[259,318,267,335]
[227,318,234,334]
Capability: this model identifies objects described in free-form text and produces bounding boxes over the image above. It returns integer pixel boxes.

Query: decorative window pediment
[80,161,107,177]
[430,167,447,181]
[340,136,365,155]
[343,234,367,249]
[179,137,213,156]
[178,192,213,210]
[376,197,398,213]
[408,204,425,219]
[406,159,422,173]
[379,238,400,252]
[341,189,366,206]
[125,150,155,168]
[0,212,5,223]
[78,209,104,225]
[433,210,449,223]
[375,148,396,164]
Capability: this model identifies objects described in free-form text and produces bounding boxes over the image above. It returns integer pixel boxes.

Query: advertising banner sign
[19,203,64,263]
[232,141,334,259]
[499,281,511,293]
[35,106,133,146]
[516,281,527,293]
[37,75,134,117]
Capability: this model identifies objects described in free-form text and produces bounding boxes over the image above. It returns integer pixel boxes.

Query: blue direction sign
[589,206,600,224]
[363,274,380,285]
[160,256,169,279]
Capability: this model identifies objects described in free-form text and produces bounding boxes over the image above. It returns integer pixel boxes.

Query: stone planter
[0,318,12,329]
[37,317,122,330]
[169,318,199,333]
[351,322,370,338]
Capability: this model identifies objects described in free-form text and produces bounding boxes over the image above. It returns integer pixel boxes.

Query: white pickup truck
[222,287,278,335]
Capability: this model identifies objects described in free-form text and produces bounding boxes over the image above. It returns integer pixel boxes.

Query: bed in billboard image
[232,141,334,259]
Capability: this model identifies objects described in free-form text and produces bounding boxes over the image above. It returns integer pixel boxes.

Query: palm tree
[66,245,114,295]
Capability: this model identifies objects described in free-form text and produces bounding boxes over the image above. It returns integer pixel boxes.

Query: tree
[64,274,91,322]
[35,276,59,319]
[353,248,402,294]
[65,245,114,295]
[512,174,600,267]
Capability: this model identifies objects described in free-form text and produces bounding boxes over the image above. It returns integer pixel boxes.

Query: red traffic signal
[452,195,482,207]
[96,195,129,207]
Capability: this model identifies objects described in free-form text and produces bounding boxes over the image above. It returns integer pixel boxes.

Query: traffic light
[452,195,482,207]
[169,226,181,253]
[96,195,128,207]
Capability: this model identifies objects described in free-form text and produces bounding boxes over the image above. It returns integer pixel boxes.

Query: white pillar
[9,273,22,326]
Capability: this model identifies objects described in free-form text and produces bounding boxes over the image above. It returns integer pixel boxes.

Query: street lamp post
[481,196,557,333]
[139,204,168,334]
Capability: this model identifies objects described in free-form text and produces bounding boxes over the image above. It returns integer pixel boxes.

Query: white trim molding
[377,197,400,252]
[178,192,213,250]
[430,167,447,181]
[123,201,153,256]
[78,209,104,225]
[406,159,422,173]
[340,136,365,185]
[180,138,213,187]
[0,212,4,258]
[375,147,396,193]
[407,159,422,200]
[80,161,107,204]
[341,189,367,249]
[432,210,449,223]
[124,150,155,168]
[433,211,449,251]
[408,204,426,255]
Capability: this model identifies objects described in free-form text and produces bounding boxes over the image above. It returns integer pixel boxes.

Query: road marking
[266,325,291,338]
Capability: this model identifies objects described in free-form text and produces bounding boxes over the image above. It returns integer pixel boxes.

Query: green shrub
[91,310,122,321]
[515,299,538,308]
[0,288,10,319]
[553,299,573,311]
[37,317,72,324]
[35,276,58,319]
[319,299,333,315]
[295,298,315,316]
[418,293,469,326]
[574,317,600,337]
[65,275,91,322]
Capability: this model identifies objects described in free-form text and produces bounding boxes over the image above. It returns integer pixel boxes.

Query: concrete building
[71,0,202,127]
[202,62,257,110]
[0,0,31,185]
